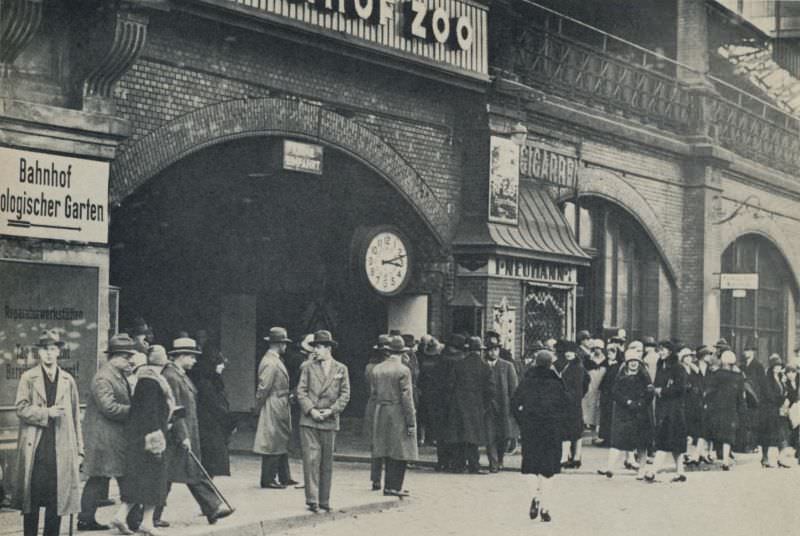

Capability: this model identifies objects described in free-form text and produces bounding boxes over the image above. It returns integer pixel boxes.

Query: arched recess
[110,97,448,245]
[555,167,678,283]
[718,218,800,294]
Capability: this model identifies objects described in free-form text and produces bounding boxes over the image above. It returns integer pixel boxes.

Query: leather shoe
[306,503,319,513]
[263,482,287,489]
[529,497,539,520]
[207,505,234,524]
[153,520,170,528]
[371,482,381,491]
[540,510,551,522]
[283,479,300,486]
[77,520,110,531]
[319,504,332,512]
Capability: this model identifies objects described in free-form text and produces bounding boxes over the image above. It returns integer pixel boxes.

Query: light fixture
[510,121,528,146]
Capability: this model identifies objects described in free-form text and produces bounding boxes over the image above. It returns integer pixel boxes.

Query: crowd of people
[11,320,800,533]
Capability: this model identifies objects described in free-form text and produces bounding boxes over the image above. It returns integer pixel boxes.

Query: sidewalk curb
[203,498,402,536]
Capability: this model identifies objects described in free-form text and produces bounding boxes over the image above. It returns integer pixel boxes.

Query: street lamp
[510,121,528,146]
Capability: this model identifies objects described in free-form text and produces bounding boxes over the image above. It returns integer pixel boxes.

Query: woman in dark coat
[644,342,688,482]
[681,350,705,464]
[784,365,799,462]
[760,355,789,467]
[705,350,745,469]
[597,345,622,444]
[555,341,589,468]
[114,346,174,536]
[190,349,234,477]
[512,350,569,523]
[598,349,653,478]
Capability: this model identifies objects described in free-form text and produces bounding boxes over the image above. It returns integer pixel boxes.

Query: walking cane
[187,449,235,513]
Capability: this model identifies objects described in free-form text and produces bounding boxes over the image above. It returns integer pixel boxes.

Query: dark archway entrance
[110,136,440,414]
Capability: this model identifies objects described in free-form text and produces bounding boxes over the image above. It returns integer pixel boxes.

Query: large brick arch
[554,167,679,282]
[110,97,448,244]
[718,218,800,293]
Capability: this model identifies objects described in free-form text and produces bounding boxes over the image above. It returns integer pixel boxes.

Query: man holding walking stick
[155,337,234,526]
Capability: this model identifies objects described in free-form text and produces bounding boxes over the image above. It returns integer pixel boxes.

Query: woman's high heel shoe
[529,497,540,520]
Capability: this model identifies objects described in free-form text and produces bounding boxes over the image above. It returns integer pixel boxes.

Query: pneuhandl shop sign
[0,147,109,244]
[222,0,488,77]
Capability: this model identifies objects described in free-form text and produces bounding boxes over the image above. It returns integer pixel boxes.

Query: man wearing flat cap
[296,330,351,512]
[78,334,137,531]
[254,327,296,489]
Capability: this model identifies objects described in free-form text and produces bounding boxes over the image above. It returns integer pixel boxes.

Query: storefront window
[720,235,792,359]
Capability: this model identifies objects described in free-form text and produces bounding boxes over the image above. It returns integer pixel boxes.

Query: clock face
[364,231,410,295]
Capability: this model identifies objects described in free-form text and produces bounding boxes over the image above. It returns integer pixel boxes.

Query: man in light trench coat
[14,331,83,536]
[254,327,297,488]
[370,336,419,496]
[78,334,137,531]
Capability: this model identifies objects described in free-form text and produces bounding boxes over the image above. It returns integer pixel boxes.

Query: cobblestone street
[278,454,800,536]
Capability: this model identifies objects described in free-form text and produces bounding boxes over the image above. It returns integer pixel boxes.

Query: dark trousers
[260,454,292,486]
[79,476,124,523]
[370,458,384,485]
[154,480,221,521]
[464,443,480,472]
[383,459,407,491]
[449,443,466,472]
[23,508,60,536]
[486,438,507,469]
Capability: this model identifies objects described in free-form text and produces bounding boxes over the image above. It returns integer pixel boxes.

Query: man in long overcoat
[446,336,494,474]
[254,327,295,488]
[14,331,83,536]
[370,336,418,496]
[78,334,136,530]
[432,335,465,471]
[296,330,351,512]
[741,345,768,460]
[156,338,232,525]
[484,335,518,472]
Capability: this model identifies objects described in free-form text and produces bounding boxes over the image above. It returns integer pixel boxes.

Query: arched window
[563,198,673,339]
[720,235,794,358]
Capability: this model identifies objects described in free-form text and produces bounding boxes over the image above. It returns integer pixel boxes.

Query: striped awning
[454,182,590,266]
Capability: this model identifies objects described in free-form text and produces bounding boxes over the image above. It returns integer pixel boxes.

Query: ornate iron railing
[508,25,692,133]
[499,0,800,177]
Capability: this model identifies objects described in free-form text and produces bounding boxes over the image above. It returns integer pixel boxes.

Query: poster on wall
[488,136,520,225]
[492,297,516,358]
[0,261,99,406]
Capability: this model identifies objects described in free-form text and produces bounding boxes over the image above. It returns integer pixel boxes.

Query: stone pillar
[676,0,711,84]
[679,159,723,346]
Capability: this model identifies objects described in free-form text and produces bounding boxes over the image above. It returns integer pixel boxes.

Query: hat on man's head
[658,340,676,354]
[129,317,153,338]
[642,336,657,348]
[485,330,501,340]
[104,333,137,356]
[610,329,627,343]
[168,337,202,356]
[37,329,65,348]
[311,330,338,348]
[696,345,714,357]
[560,340,579,355]
[148,345,169,366]
[466,336,485,352]
[533,350,556,368]
[402,334,416,348]
[576,330,592,343]
[373,334,392,351]
[677,347,695,361]
[446,334,467,351]
[264,327,292,344]
[387,336,409,354]
[389,329,402,337]
[715,338,731,350]
[720,350,737,366]
[768,354,783,369]
[485,333,502,349]
[743,340,757,352]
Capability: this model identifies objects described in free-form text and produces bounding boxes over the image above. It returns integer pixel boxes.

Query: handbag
[144,429,167,455]
[789,402,800,429]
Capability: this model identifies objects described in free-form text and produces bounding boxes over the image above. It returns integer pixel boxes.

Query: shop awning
[453,182,591,266]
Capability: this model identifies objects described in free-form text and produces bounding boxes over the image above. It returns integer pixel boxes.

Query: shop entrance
[109,136,439,414]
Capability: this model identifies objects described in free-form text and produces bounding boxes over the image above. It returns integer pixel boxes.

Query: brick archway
[554,167,679,282]
[110,97,448,244]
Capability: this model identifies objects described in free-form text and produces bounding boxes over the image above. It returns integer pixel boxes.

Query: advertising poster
[0,261,99,406]
[488,136,520,225]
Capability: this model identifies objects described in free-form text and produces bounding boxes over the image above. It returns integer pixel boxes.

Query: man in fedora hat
[78,334,137,531]
[13,331,83,536]
[365,334,391,491]
[296,330,350,512]
[741,341,768,459]
[431,334,466,472]
[254,327,297,489]
[416,335,443,448]
[484,335,518,472]
[156,337,232,525]
[370,336,418,496]
[446,336,494,475]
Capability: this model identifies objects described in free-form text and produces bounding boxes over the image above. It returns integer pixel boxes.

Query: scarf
[136,365,177,417]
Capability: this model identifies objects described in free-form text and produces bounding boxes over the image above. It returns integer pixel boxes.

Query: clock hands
[382,254,407,267]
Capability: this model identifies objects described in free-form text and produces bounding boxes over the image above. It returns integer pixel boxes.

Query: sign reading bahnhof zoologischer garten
[0,147,109,243]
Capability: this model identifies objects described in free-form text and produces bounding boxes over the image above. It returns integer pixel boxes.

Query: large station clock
[361,226,412,296]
